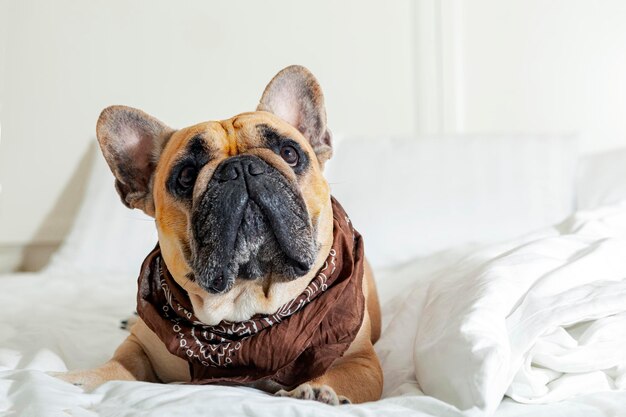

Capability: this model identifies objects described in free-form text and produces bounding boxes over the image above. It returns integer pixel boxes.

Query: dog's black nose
[213,161,240,182]
[213,155,267,182]
[245,158,266,176]
[208,274,228,293]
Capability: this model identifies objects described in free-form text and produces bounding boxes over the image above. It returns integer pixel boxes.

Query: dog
[58,65,383,405]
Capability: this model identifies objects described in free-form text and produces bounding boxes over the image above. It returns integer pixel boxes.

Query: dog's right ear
[96,105,174,217]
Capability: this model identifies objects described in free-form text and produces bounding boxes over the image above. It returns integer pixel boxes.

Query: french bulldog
[58,65,382,405]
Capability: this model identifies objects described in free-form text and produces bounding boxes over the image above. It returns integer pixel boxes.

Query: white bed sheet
[3,240,626,417]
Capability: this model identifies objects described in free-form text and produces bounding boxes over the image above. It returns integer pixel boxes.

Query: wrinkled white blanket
[406,201,626,414]
[3,202,626,416]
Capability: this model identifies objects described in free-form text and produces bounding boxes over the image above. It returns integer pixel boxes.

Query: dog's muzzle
[190,155,316,293]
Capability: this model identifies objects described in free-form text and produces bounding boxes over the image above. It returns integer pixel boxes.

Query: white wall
[3,0,626,270]
[416,0,626,154]
[0,0,415,264]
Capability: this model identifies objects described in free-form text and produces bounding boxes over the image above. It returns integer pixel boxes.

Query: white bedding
[409,201,626,413]
[3,202,626,416]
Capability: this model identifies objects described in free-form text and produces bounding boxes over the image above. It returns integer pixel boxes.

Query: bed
[3,135,626,417]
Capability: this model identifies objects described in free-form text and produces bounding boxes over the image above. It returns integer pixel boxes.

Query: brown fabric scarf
[136,197,365,388]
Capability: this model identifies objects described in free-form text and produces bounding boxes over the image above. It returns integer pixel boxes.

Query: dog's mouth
[189,155,317,294]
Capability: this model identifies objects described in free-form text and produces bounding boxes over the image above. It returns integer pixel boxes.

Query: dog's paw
[50,370,106,392]
[275,384,351,405]
[120,311,139,330]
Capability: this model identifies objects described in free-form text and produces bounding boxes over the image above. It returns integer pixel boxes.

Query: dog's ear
[257,65,333,165]
[96,105,174,216]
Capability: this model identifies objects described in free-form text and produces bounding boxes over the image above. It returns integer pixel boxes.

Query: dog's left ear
[257,65,333,165]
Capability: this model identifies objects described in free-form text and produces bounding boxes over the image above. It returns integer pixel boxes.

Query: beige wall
[0,0,415,269]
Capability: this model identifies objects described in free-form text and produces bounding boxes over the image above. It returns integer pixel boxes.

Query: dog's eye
[177,165,198,190]
[280,145,299,166]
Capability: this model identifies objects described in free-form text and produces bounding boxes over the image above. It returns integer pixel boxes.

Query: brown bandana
[136,197,365,388]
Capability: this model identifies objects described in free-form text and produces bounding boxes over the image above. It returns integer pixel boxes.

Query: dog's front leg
[56,333,158,391]
[276,313,383,405]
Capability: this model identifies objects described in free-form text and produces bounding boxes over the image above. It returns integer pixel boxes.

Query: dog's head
[97,66,334,294]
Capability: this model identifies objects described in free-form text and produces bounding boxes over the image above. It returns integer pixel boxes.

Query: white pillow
[325,135,578,269]
[45,144,158,275]
[576,147,626,210]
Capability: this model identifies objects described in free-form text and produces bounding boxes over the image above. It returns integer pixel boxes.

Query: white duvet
[408,201,626,414]
[3,202,626,416]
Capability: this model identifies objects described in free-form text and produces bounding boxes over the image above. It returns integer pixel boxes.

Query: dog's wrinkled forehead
[161,112,311,170]
[154,112,313,200]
